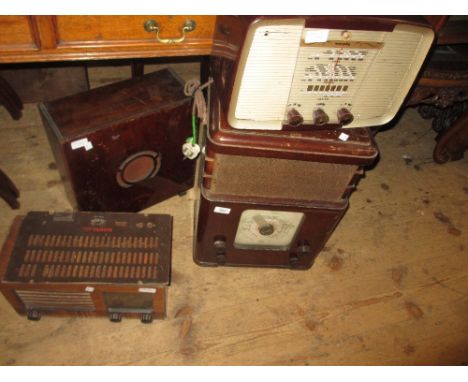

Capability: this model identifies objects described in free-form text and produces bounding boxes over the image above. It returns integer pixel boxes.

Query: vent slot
[26,234,159,249]
[15,290,95,311]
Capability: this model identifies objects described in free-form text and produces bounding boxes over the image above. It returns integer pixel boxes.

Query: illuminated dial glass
[233,209,305,251]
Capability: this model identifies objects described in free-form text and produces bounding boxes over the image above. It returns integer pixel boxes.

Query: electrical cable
[184,77,213,144]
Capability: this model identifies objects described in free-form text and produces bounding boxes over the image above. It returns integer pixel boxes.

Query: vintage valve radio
[194,84,378,269]
[212,16,434,131]
[193,16,434,269]
[0,211,171,323]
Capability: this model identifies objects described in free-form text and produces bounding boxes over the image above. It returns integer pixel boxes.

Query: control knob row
[287,108,354,127]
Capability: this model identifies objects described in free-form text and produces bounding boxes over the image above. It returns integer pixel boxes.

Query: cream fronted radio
[228,18,434,130]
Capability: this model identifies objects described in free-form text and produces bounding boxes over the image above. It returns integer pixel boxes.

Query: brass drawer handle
[144,19,196,44]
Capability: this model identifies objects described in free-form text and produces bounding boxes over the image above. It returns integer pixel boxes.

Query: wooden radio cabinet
[39,68,195,212]
[0,211,172,323]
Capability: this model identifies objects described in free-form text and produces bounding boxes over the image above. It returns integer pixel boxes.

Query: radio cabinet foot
[26,310,42,321]
[109,312,122,323]
[140,313,153,324]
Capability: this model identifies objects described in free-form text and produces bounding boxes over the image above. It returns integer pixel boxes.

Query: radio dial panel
[233,209,305,251]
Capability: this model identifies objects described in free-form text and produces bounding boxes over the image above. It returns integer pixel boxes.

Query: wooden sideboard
[0,16,217,63]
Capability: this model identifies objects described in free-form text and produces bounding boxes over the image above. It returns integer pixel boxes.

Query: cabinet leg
[433,109,468,163]
[0,76,23,120]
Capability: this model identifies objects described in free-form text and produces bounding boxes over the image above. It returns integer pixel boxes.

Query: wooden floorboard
[0,64,466,365]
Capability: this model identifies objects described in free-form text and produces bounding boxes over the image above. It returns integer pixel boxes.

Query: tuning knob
[337,108,354,125]
[286,108,304,127]
[253,215,274,236]
[213,237,226,265]
[312,108,329,126]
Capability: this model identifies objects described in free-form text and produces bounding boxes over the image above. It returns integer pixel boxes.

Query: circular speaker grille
[116,151,161,188]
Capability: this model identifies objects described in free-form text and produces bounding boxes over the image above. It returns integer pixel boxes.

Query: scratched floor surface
[0,63,467,365]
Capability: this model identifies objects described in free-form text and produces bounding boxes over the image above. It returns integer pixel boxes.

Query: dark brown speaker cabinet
[39,68,194,212]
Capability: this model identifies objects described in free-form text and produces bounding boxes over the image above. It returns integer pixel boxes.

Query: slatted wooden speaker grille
[4,212,171,284]
[13,233,160,282]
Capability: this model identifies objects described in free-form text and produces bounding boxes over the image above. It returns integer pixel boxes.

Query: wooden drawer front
[55,16,214,47]
[0,16,215,62]
[0,16,38,51]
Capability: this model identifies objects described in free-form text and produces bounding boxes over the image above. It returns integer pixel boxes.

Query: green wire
[191,114,197,144]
